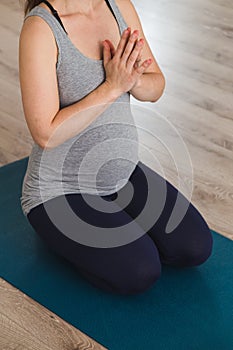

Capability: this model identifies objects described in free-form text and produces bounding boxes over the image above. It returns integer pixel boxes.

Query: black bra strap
[41,0,68,34]
[105,0,119,25]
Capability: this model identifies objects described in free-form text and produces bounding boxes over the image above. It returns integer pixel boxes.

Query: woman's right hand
[102,27,152,95]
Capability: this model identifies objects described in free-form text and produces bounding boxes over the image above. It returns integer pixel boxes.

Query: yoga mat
[0,157,233,350]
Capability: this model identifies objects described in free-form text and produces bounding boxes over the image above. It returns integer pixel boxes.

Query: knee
[175,227,213,267]
[188,229,213,266]
[164,202,214,267]
[114,261,162,296]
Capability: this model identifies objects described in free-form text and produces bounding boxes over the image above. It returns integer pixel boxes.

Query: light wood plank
[0,278,107,350]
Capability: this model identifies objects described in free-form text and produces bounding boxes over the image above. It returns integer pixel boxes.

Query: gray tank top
[20,0,139,217]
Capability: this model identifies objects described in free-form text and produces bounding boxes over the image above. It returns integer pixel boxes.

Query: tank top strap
[40,0,68,34]
[107,0,129,32]
[24,7,68,42]
[23,6,66,68]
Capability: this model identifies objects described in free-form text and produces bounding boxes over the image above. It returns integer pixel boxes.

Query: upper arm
[116,0,165,77]
[19,15,60,148]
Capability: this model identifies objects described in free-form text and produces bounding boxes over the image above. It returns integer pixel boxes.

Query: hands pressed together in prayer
[102,27,153,95]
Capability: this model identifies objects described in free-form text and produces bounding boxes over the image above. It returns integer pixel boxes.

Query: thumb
[102,41,111,66]
[105,39,116,57]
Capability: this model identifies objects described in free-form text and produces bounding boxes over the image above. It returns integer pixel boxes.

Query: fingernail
[137,39,143,46]
[131,30,138,37]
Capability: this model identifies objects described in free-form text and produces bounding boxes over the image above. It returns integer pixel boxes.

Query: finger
[135,56,142,68]
[134,57,141,69]
[114,27,131,60]
[105,39,116,57]
[133,39,143,68]
[121,30,139,65]
[126,38,144,71]
[102,40,111,66]
[135,39,142,58]
[134,58,152,75]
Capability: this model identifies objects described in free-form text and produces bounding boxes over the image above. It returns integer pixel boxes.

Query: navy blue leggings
[27,160,213,295]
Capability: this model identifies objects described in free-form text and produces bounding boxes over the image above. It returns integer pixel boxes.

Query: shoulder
[114,0,135,11]
[19,10,57,63]
[21,3,60,41]
[21,8,53,38]
[114,0,142,28]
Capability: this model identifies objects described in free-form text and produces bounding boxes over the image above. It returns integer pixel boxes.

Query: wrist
[102,80,123,100]
[131,76,143,92]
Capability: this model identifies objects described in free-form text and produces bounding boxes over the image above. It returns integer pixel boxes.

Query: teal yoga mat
[0,157,233,350]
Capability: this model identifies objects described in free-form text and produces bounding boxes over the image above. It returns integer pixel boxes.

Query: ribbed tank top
[20,0,139,217]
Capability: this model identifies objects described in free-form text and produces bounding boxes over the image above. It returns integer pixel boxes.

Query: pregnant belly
[62,117,139,193]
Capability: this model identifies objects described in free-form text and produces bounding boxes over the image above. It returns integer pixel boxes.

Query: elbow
[32,126,55,150]
[36,134,59,150]
[33,133,50,150]
[35,138,47,150]
[150,74,166,103]
[38,138,55,150]
[27,124,50,149]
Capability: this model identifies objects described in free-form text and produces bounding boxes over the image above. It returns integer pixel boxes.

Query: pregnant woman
[19,0,213,295]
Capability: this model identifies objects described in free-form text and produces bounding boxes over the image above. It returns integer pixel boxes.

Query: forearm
[129,72,165,102]
[43,82,121,149]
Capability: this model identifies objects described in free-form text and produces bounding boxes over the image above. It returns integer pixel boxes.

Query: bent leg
[115,161,213,268]
[27,192,162,295]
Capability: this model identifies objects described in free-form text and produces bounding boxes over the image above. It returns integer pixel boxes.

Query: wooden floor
[0,0,232,349]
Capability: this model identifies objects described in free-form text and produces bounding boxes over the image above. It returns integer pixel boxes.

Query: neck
[48,0,102,16]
